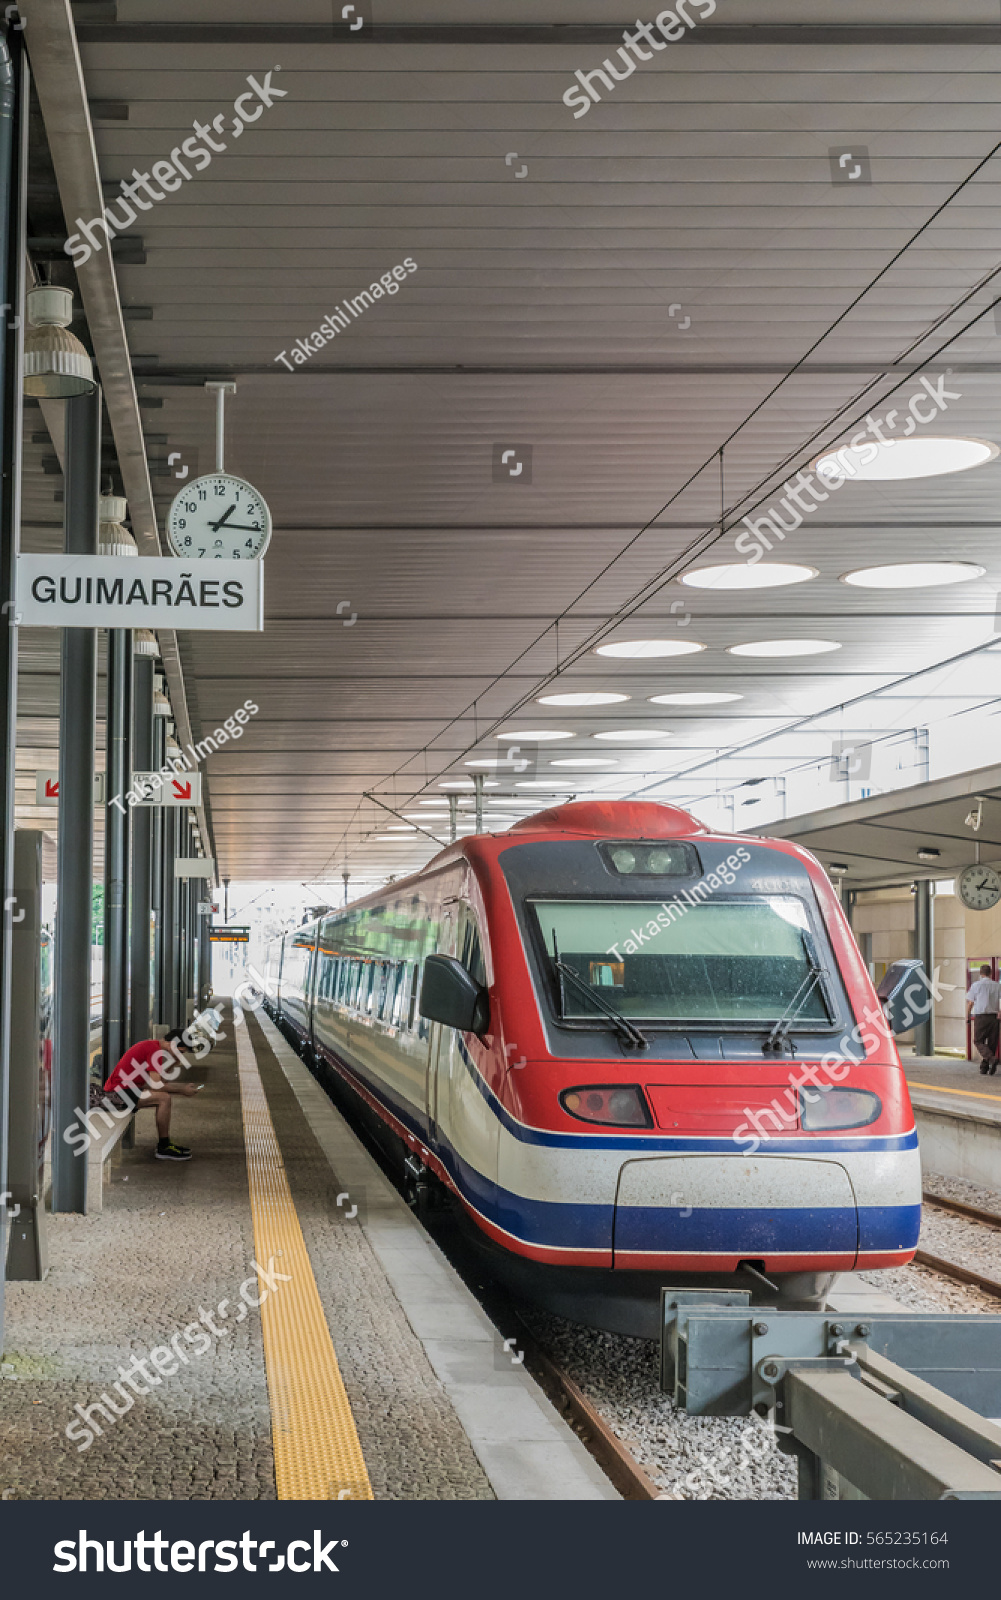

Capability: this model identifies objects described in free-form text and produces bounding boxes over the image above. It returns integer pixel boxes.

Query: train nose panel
[612,1154,858,1271]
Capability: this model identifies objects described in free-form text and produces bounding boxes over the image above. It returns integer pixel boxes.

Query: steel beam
[51,385,100,1213]
[74,24,1001,46]
[129,654,154,1041]
[0,21,26,1336]
[786,1367,1001,1501]
[102,627,131,1074]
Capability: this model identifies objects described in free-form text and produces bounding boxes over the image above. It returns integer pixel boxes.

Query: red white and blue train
[265,800,920,1335]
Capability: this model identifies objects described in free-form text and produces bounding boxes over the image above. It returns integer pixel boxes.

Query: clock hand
[214,523,262,533]
[208,502,237,532]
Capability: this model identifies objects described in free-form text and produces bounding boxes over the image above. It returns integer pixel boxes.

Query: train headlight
[561,1085,651,1127]
[799,1087,882,1130]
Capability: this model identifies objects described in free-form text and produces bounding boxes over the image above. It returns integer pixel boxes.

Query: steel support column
[151,701,165,1026]
[159,805,176,1028]
[0,20,27,1334]
[914,879,934,1058]
[102,627,131,1074]
[51,385,101,1212]
[129,653,154,1041]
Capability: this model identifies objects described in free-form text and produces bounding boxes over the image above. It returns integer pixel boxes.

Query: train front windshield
[532,896,833,1025]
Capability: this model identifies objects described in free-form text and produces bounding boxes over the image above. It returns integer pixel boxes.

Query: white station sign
[131,771,203,806]
[35,772,105,804]
[15,555,263,631]
[175,858,215,879]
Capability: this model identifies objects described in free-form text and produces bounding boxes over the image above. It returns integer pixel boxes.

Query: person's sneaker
[155,1140,192,1161]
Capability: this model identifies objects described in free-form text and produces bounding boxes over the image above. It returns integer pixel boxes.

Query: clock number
[215,483,225,495]
[184,501,196,512]
[198,488,207,500]
[198,548,206,557]
[177,518,186,529]
[246,538,254,550]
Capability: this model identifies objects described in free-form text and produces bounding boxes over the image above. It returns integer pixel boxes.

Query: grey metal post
[172,812,186,1028]
[0,24,27,1338]
[199,904,211,1008]
[51,385,101,1213]
[102,628,131,1075]
[914,879,934,1058]
[151,705,165,1024]
[159,804,176,1029]
[474,774,484,833]
[129,655,154,1040]
[448,794,457,843]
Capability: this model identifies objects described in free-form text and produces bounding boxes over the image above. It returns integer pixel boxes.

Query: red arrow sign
[171,780,192,800]
[45,779,59,798]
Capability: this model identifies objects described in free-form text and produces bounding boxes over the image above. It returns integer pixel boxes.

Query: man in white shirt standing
[966,964,1001,1076]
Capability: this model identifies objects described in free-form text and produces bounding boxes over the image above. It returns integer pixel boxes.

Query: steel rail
[914,1250,1001,1301]
[922,1192,1001,1230]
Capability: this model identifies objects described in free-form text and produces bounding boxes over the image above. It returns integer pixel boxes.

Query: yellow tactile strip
[235,1018,374,1500]
[910,1080,1001,1106]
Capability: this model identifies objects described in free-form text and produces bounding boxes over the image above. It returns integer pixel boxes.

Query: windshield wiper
[763,929,829,1055]
[551,930,650,1051]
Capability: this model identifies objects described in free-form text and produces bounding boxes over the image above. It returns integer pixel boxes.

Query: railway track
[917,1191,1001,1299]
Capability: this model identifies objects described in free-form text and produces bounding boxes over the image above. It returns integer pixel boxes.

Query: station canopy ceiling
[21,0,1001,891]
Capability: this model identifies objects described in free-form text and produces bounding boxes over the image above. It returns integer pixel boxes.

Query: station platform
[901,1055,1001,1193]
[0,1005,615,1502]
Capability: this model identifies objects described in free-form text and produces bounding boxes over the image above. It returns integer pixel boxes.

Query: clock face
[958,863,1001,911]
[166,474,272,560]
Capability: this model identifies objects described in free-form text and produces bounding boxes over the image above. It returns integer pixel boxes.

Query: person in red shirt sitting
[103,1030,204,1161]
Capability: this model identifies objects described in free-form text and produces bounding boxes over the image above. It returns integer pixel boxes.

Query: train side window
[406,963,419,1031]
[461,916,487,987]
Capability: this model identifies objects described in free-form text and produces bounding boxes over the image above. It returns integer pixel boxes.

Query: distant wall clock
[958,862,1001,911]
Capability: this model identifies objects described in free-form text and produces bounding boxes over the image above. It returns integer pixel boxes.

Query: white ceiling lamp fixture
[593,727,672,740]
[649,691,742,706]
[815,436,998,483]
[23,284,97,397]
[98,493,138,558]
[537,691,630,706]
[497,729,574,742]
[727,639,841,658]
[516,780,579,790]
[439,779,499,789]
[385,825,417,832]
[841,561,985,589]
[133,628,159,658]
[679,563,816,590]
[595,639,705,659]
[550,757,618,768]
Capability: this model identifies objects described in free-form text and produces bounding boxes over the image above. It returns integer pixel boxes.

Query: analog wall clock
[958,862,1001,911]
[166,473,272,560]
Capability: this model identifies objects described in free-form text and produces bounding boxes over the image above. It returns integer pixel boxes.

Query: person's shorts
[106,1082,148,1112]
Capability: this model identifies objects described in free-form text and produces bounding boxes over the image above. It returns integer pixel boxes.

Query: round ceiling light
[550,757,618,768]
[649,692,742,705]
[439,779,500,789]
[516,781,579,790]
[497,729,573,741]
[679,563,816,590]
[841,561,985,589]
[537,691,630,706]
[815,436,998,483]
[595,639,705,659]
[593,728,672,741]
[727,639,841,658]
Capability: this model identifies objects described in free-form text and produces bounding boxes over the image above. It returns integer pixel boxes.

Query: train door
[425,902,458,1132]
[430,903,498,1190]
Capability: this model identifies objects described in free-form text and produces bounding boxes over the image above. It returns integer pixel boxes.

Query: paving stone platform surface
[0,1006,494,1501]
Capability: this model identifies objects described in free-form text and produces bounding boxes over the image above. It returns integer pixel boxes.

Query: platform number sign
[167,474,272,561]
